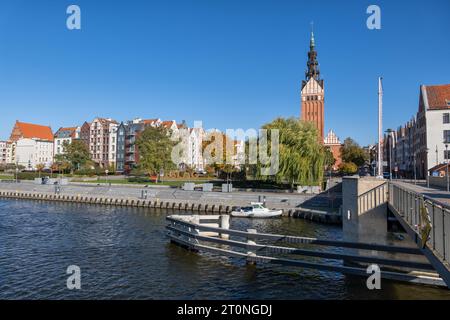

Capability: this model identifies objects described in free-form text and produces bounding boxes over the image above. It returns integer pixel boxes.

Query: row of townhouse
[2,117,243,173]
[379,84,450,179]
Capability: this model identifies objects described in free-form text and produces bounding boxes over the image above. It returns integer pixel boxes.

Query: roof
[424,84,450,110]
[13,121,54,141]
[142,118,160,125]
[161,120,176,128]
[54,127,78,139]
[429,163,450,173]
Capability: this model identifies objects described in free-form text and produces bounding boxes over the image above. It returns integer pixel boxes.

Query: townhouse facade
[89,118,118,169]
[53,127,80,157]
[382,84,450,179]
[116,118,162,173]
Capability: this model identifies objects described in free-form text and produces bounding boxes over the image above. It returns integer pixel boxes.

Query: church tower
[300,28,325,141]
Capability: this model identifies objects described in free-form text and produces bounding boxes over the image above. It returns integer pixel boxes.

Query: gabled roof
[425,84,450,110]
[161,120,177,128]
[54,127,78,139]
[11,121,54,141]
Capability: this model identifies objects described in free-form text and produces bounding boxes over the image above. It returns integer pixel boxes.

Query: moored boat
[230,202,283,218]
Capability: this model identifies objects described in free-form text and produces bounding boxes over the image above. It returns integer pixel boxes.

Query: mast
[378,77,383,177]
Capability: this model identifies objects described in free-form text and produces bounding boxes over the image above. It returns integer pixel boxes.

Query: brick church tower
[300,29,325,141]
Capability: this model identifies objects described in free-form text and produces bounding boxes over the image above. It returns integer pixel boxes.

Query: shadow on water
[0,199,449,299]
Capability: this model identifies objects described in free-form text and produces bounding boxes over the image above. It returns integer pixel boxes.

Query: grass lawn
[0,174,14,180]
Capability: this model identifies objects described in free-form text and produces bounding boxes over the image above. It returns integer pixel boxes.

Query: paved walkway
[392,180,450,206]
[0,181,317,209]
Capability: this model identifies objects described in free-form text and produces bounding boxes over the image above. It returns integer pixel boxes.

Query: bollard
[246,229,257,265]
[219,215,230,240]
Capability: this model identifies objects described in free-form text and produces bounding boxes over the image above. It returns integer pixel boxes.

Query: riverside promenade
[0,181,341,223]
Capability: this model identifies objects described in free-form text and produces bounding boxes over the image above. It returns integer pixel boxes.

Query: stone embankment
[0,181,342,224]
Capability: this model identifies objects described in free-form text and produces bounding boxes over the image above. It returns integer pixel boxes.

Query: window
[445,150,450,160]
[444,130,450,143]
[444,113,450,124]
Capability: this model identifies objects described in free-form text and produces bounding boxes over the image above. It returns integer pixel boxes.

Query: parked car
[383,172,391,179]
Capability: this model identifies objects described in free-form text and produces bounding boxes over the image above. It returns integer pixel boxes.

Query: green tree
[339,162,358,175]
[260,117,326,187]
[324,147,336,170]
[57,140,92,173]
[136,126,176,181]
[341,138,367,167]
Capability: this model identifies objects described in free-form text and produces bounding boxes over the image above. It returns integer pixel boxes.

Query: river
[0,199,449,299]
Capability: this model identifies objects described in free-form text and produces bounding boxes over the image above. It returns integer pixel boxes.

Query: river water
[0,199,449,300]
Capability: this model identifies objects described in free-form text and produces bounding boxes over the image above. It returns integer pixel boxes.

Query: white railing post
[219,215,230,240]
[246,229,257,265]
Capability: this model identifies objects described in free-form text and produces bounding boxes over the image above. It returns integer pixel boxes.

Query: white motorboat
[230,202,283,218]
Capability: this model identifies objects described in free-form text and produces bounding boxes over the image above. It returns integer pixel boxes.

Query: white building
[6,141,16,164]
[54,127,80,157]
[0,141,7,164]
[16,138,54,170]
[415,84,450,178]
[8,121,54,170]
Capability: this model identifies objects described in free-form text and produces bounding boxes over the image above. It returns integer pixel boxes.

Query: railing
[358,182,388,214]
[389,183,449,264]
[166,215,444,287]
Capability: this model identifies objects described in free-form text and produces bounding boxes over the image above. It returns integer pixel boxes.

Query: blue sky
[0,0,449,146]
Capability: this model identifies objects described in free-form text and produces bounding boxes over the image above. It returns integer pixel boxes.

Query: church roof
[11,121,54,142]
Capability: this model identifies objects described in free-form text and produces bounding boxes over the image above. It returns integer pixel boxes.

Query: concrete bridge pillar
[342,176,388,246]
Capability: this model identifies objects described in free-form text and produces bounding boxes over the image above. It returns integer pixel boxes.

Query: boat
[230,202,283,218]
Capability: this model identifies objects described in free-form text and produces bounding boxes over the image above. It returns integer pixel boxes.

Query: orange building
[300,30,325,141]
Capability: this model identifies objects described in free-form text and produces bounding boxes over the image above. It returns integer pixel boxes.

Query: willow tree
[261,117,326,187]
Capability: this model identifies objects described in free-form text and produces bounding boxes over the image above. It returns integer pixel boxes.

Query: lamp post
[413,152,417,185]
[426,148,429,188]
[446,144,449,192]
[385,129,393,180]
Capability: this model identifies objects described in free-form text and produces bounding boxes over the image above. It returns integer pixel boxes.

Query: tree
[136,126,176,181]
[324,147,336,171]
[35,163,45,177]
[339,162,358,175]
[341,138,367,167]
[202,132,239,181]
[261,117,326,187]
[58,140,92,173]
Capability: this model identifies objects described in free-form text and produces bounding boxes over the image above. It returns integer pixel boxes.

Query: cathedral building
[300,30,325,141]
[300,29,343,170]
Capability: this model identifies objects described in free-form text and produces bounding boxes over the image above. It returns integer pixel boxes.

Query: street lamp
[385,129,393,180]
[413,152,417,185]
[446,144,449,192]
[426,148,429,188]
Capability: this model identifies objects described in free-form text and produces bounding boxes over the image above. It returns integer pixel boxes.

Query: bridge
[167,177,450,289]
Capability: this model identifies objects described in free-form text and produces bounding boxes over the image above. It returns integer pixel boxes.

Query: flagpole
[378,77,383,178]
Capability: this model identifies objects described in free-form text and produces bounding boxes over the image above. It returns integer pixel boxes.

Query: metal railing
[166,215,444,287]
[389,183,449,264]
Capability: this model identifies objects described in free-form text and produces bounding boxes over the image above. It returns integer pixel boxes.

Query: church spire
[310,22,315,49]
[305,24,320,82]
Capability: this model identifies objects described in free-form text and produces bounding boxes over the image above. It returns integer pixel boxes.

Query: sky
[0,0,449,146]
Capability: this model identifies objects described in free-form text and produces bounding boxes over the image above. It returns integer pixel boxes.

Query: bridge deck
[388,181,450,288]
